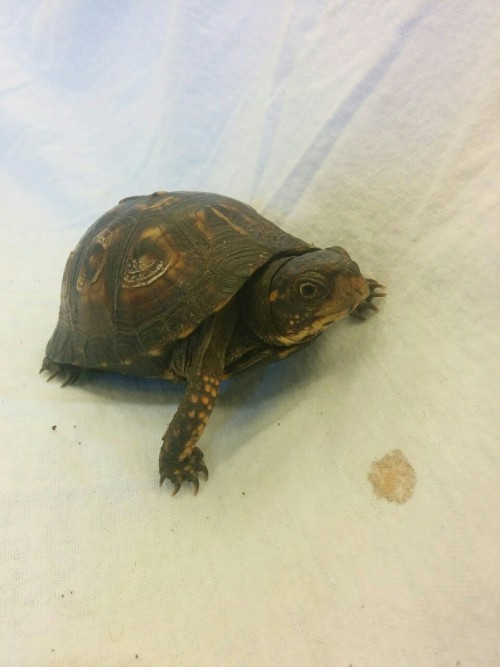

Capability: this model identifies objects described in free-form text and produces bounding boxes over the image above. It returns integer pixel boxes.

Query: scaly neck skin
[240,256,296,347]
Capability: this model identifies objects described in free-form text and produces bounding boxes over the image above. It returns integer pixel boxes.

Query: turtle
[41,191,384,495]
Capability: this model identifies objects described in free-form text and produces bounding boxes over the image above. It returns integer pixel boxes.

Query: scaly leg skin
[159,373,221,496]
[40,356,81,386]
[350,279,386,320]
[159,303,237,496]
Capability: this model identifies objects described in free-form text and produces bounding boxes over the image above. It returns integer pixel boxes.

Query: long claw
[46,370,60,382]
[367,280,385,290]
[350,277,385,321]
[60,368,80,387]
[159,446,207,496]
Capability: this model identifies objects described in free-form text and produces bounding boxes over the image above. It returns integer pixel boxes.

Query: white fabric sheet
[1,1,499,665]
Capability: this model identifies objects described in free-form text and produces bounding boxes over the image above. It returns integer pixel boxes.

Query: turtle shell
[46,191,313,374]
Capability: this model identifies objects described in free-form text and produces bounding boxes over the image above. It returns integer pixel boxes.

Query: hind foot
[39,357,81,387]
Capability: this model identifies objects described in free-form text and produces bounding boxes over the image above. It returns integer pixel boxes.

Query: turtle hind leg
[40,356,81,386]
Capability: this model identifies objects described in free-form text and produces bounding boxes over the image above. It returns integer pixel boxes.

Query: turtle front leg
[159,303,237,496]
[159,373,221,495]
[350,279,386,320]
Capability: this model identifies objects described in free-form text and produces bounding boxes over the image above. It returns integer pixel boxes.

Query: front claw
[351,278,386,320]
[159,446,208,496]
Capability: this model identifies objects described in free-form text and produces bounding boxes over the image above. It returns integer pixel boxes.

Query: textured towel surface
[1,2,499,665]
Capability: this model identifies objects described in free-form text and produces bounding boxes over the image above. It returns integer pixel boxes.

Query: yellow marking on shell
[191,210,215,242]
[190,394,199,404]
[203,383,211,393]
[146,194,177,209]
[122,256,168,288]
[148,347,165,357]
[202,375,210,382]
[188,410,195,418]
[210,388,217,397]
[177,322,198,340]
[209,206,248,235]
[76,228,113,292]
[122,223,180,289]
[201,396,210,406]
[269,290,279,303]
[198,411,206,420]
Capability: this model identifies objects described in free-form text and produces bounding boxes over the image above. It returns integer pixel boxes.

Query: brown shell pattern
[46,191,312,370]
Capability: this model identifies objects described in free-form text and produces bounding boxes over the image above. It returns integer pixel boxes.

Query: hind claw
[40,357,81,386]
[60,367,80,387]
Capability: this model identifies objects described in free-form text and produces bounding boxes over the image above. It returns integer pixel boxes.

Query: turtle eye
[299,281,320,299]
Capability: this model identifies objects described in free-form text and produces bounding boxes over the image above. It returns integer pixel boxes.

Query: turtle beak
[335,273,369,312]
[317,273,370,326]
[314,273,369,325]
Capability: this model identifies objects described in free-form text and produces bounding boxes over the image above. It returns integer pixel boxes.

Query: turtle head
[243,247,369,345]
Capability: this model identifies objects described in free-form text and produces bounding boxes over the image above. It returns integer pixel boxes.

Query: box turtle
[41,191,384,495]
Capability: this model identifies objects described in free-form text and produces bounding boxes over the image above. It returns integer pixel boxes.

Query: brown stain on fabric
[368,449,416,504]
